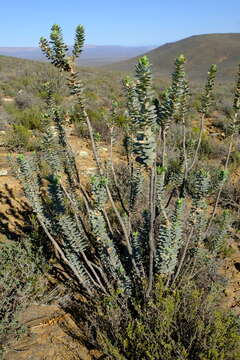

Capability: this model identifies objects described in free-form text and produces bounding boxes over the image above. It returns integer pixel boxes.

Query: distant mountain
[107,34,240,81]
[0,45,155,67]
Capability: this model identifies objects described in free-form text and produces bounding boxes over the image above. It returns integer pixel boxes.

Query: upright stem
[75,91,132,255]
[172,225,194,284]
[178,114,188,199]
[109,127,129,217]
[60,184,108,293]
[205,137,233,234]
[37,215,92,295]
[158,130,169,223]
[182,114,188,174]
[102,208,114,236]
[188,114,205,173]
[162,129,167,170]
[146,164,156,297]
[206,112,238,234]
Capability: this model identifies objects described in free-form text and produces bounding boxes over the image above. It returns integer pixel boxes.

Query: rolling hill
[0,44,155,67]
[107,33,240,81]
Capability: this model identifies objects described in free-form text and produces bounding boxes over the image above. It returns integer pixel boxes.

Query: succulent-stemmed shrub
[12,24,240,359]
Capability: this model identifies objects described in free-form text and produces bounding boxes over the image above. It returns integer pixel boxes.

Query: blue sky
[1,0,240,46]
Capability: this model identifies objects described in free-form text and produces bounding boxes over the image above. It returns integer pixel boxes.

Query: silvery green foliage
[40,24,85,71]
[200,64,217,116]
[41,129,62,173]
[169,55,189,119]
[40,24,70,71]
[165,159,185,188]
[193,200,208,247]
[16,154,48,225]
[155,165,167,201]
[189,170,211,226]
[124,56,157,167]
[59,214,88,253]
[129,167,143,211]
[58,214,90,285]
[68,71,85,97]
[89,209,130,292]
[135,210,150,271]
[208,169,229,195]
[191,169,211,202]
[123,76,140,130]
[131,231,145,277]
[155,55,189,131]
[16,155,92,288]
[229,64,240,135]
[91,175,108,209]
[15,24,240,301]
[52,109,79,186]
[207,210,232,253]
[72,25,85,57]
[154,55,190,212]
[89,175,130,289]
[155,199,184,274]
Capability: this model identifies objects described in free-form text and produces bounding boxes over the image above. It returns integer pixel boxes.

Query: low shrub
[14,90,37,109]
[199,134,229,160]
[5,104,42,130]
[6,125,37,151]
[67,280,240,360]
[0,239,47,355]
[229,151,240,170]
[212,115,232,136]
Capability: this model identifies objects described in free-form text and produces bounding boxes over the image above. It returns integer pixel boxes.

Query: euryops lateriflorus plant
[14,25,240,359]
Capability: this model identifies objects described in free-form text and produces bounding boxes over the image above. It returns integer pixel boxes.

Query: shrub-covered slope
[108,33,240,81]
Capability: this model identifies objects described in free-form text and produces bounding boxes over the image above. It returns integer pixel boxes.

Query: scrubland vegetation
[0,24,240,359]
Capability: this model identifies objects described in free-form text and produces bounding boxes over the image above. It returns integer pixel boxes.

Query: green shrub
[14,90,37,109]
[212,115,232,136]
[12,24,240,359]
[229,151,240,169]
[0,239,47,355]
[199,134,229,160]
[6,124,36,151]
[5,103,42,130]
[75,280,240,360]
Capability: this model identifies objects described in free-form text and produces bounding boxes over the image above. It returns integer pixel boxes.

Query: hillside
[107,33,240,81]
[0,44,155,67]
[0,54,125,99]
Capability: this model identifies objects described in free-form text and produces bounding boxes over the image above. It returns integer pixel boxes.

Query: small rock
[78,151,89,158]
[224,288,232,297]
[64,127,72,136]
[0,130,6,145]
[85,167,97,175]
[2,97,14,103]
[49,126,58,137]
[99,147,108,152]
[0,169,8,176]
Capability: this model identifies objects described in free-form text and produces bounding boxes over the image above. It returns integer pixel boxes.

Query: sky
[1,0,240,47]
